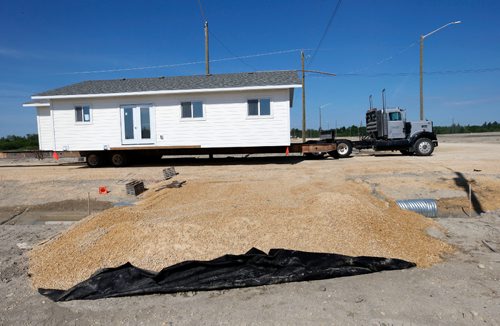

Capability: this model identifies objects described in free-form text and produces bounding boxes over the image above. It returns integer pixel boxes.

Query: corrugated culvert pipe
[396,199,438,218]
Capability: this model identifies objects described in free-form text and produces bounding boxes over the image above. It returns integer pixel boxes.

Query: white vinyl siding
[41,88,291,151]
[155,90,289,148]
[48,100,122,151]
[36,107,55,150]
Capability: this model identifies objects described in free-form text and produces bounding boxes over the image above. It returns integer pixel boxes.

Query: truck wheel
[86,153,103,168]
[111,153,128,167]
[333,139,353,158]
[414,138,434,156]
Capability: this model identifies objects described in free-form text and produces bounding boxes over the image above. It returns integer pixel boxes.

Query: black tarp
[39,248,415,301]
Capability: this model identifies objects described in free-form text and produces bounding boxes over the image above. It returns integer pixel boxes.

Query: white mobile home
[24,71,303,166]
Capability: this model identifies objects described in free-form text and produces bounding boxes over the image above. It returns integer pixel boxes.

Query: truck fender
[409,131,436,143]
[409,131,437,150]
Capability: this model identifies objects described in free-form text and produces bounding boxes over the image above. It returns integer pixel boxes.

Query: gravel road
[0,134,499,324]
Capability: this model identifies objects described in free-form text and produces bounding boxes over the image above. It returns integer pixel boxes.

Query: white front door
[121,105,155,145]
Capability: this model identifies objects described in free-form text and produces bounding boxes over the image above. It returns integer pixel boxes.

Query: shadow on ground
[74,155,311,168]
[453,171,485,215]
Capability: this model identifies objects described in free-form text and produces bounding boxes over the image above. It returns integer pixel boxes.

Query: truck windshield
[389,112,402,121]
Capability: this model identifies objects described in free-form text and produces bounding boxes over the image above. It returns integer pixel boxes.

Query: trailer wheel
[414,138,434,156]
[333,139,353,158]
[111,152,128,167]
[86,153,103,168]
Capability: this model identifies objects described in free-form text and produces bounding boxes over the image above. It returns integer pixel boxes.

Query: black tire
[110,152,128,167]
[333,139,353,158]
[86,153,103,168]
[414,138,434,156]
[328,150,339,159]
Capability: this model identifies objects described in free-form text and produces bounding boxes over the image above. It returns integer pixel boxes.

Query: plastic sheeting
[39,248,415,301]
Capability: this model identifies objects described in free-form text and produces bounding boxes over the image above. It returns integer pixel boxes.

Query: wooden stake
[301,51,306,143]
[469,183,472,217]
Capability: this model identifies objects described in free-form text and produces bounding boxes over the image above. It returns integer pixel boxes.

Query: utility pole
[204,21,210,75]
[301,51,306,142]
[297,60,336,142]
[419,35,424,120]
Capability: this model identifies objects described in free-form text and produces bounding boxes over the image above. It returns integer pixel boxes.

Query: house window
[247,99,271,116]
[75,105,91,123]
[181,101,203,119]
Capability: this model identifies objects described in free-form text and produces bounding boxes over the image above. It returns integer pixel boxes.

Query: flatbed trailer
[79,140,340,167]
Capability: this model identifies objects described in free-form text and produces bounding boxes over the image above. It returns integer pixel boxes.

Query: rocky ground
[0,133,499,325]
[1,212,498,325]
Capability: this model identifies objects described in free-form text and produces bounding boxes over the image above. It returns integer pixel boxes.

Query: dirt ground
[1,132,499,324]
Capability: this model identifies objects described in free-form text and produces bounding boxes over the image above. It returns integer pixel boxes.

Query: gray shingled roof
[35,71,300,97]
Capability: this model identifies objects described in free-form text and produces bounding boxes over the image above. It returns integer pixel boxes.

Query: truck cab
[364,107,438,156]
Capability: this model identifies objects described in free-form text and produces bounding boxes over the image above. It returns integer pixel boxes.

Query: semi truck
[321,92,438,158]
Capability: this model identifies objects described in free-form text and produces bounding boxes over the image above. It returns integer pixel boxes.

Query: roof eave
[23,102,50,107]
[32,84,302,100]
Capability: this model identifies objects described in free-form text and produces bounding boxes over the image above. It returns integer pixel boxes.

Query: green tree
[0,134,39,151]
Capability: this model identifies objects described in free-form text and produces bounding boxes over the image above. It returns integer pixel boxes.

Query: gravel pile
[29,177,453,290]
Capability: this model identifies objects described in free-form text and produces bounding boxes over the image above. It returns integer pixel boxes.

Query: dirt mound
[29,178,453,290]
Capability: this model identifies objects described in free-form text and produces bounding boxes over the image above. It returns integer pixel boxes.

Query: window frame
[246,98,272,118]
[75,105,92,124]
[388,111,402,121]
[119,103,156,145]
[180,100,205,120]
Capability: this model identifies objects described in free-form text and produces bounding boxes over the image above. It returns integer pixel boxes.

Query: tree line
[434,121,500,134]
[291,121,500,138]
[291,126,367,138]
[0,134,39,150]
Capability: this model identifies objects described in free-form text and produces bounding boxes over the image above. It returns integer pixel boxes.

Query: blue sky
[1,0,499,136]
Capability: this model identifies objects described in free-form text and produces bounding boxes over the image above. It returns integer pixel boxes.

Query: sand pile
[29,177,453,290]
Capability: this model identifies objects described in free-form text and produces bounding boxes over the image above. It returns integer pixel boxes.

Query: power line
[194,0,255,71]
[348,41,418,74]
[196,0,206,21]
[209,31,257,71]
[56,49,304,75]
[375,41,417,66]
[308,0,343,67]
[309,67,500,78]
